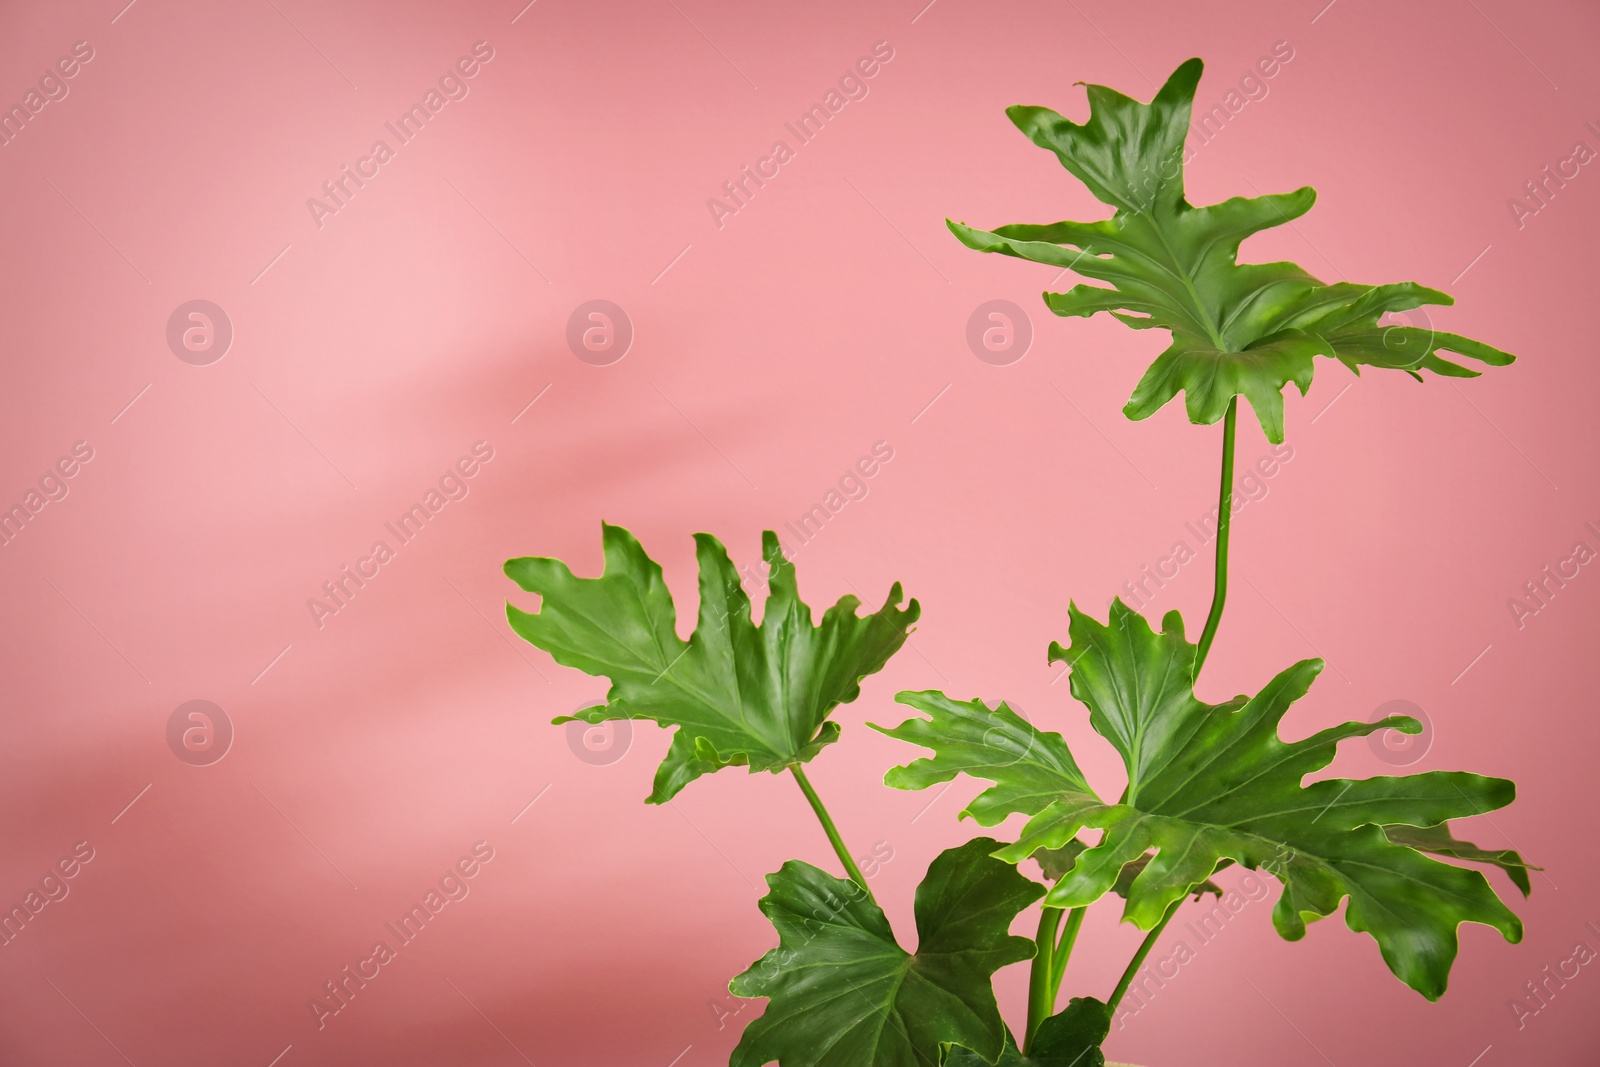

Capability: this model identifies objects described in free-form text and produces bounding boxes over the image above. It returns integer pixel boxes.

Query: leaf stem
[1048,905,1087,1001]
[1106,900,1181,1013]
[1194,397,1238,674]
[789,765,875,902]
[1024,907,1064,1053]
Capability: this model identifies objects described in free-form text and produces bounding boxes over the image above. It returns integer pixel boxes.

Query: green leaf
[872,694,1221,901]
[504,523,918,803]
[945,998,1113,1067]
[875,691,1094,825]
[1036,841,1221,901]
[1384,822,1536,897]
[947,58,1513,443]
[728,837,1045,1067]
[878,602,1525,1000]
[1032,841,1089,883]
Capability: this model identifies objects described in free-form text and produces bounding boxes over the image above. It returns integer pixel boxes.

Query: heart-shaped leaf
[729,837,1044,1067]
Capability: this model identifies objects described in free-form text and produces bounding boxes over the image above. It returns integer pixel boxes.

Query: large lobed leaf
[729,837,1044,1067]
[948,58,1513,443]
[505,523,918,803]
[878,601,1528,1000]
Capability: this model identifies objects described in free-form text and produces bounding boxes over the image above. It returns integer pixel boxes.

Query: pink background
[1,0,1596,1063]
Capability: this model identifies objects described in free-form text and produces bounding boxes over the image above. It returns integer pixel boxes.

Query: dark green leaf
[948,59,1513,443]
[1384,822,1536,897]
[1036,842,1221,901]
[728,838,1045,1067]
[505,523,917,803]
[1032,841,1088,884]
[945,998,1113,1067]
[879,602,1525,1000]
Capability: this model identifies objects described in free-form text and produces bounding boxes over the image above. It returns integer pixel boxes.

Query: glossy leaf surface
[945,998,1113,1067]
[729,838,1044,1067]
[879,602,1525,999]
[948,59,1513,442]
[506,523,917,803]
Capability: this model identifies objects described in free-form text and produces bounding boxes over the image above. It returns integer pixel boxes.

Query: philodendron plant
[504,59,1532,1065]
